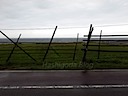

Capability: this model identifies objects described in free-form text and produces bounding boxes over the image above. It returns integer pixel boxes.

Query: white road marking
[0,85,128,89]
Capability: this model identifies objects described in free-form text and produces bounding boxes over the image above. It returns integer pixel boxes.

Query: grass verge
[0,42,128,70]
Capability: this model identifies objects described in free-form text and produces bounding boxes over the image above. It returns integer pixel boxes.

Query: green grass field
[0,42,128,70]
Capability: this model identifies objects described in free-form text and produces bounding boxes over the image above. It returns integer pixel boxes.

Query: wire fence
[0,25,128,69]
[0,29,83,69]
[0,42,83,70]
[82,26,128,69]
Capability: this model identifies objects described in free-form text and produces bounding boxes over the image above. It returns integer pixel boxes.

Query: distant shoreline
[0,38,83,43]
[0,38,128,44]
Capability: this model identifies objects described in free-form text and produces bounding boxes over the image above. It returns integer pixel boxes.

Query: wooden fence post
[0,31,37,62]
[6,34,21,62]
[82,24,94,64]
[73,33,79,61]
[98,30,102,59]
[43,26,58,62]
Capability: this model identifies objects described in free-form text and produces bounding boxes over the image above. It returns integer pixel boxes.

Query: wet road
[1,88,128,96]
[0,70,128,96]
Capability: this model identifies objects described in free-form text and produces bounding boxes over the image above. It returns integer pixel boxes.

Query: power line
[1,23,128,30]
[0,28,55,30]
[0,26,88,30]
[94,23,128,27]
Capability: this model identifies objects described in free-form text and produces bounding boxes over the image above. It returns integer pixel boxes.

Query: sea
[0,38,128,43]
[0,38,84,43]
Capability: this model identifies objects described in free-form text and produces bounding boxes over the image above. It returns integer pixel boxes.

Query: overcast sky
[0,0,128,38]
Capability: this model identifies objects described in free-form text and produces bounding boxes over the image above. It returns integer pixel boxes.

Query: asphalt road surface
[0,70,128,96]
[0,88,128,96]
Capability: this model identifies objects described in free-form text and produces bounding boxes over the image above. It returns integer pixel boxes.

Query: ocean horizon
[0,38,128,43]
[0,38,83,43]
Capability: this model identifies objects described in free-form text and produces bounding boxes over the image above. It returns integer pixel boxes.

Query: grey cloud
[0,0,128,28]
[33,0,57,9]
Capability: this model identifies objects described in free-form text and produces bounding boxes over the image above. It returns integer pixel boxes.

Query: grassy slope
[0,42,128,70]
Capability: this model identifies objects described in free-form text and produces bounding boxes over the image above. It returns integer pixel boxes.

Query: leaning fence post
[98,30,102,59]
[43,26,58,62]
[6,34,21,62]
[0,31,37,62]
[73,33,79,61]
[82,24,94,65]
